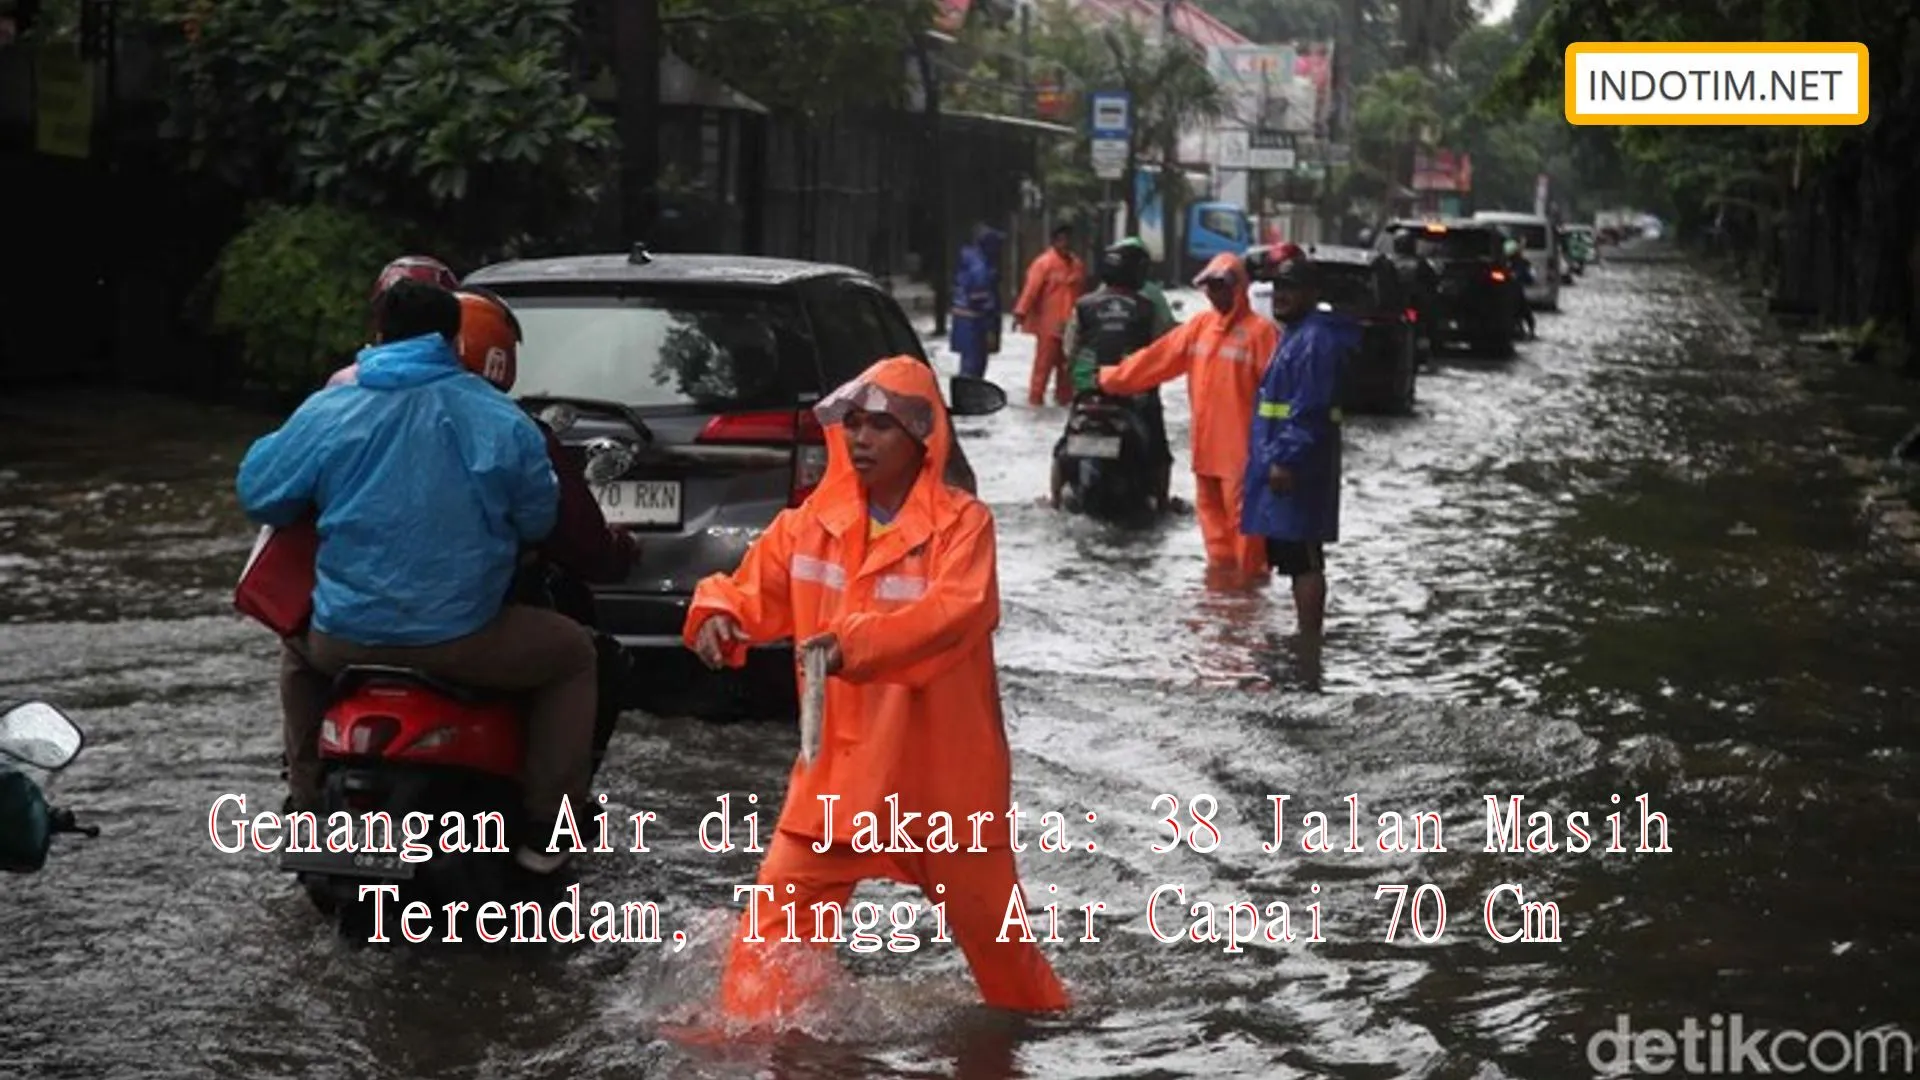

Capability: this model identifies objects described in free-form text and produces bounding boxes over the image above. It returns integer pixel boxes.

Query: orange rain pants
[720,831,1069,1021]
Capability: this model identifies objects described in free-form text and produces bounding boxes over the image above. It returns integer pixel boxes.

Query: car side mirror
[948,375,1007,418]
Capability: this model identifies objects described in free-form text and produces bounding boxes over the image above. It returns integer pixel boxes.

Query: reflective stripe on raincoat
[681,356,1013,849]
[1241,309,1358,543]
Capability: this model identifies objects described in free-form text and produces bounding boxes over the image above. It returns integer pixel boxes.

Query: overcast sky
[1482,0,1518,23]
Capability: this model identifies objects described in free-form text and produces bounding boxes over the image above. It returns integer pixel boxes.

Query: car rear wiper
[518,396,656,446]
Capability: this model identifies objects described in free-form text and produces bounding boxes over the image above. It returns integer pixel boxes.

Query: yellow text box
[1565,42,1868,126]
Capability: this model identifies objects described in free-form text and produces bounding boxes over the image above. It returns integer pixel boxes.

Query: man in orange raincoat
[683,356,1069,1022]
[1012,223,1086,407]
[1096,251,1279,582]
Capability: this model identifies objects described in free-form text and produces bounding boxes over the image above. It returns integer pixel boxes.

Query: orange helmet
[454,288,521,391]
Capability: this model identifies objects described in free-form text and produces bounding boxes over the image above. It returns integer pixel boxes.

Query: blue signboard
[1090,90,1132,140]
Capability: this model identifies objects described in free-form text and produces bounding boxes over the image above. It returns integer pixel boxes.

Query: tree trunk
[615,0,660,245]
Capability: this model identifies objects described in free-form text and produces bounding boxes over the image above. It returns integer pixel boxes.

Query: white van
[1472,210,1560,311]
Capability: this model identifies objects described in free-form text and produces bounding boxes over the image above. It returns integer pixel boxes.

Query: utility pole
[911,30,950,337]
[615,0,661,245]
[1158,0,1181,282]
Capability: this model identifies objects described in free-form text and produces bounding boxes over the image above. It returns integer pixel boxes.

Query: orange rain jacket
[1096,251,1279,481]
[682,357,1013,849]
[1012,247,1085,339]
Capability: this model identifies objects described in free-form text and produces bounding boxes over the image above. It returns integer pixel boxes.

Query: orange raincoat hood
[808,355,963,545]
[1193,251,1254,324]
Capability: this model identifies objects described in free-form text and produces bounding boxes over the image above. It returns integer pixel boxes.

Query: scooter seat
[330,664,502,704]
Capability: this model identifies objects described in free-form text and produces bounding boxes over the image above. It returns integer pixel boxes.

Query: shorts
[1265,539,1326,576]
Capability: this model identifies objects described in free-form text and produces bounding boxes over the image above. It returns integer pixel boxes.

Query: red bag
[234,519,319,638]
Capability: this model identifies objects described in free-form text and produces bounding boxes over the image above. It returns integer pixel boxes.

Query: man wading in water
[685,356,1069,1022]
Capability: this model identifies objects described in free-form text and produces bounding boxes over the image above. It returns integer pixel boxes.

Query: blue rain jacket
[1241,309,1358,543]
[949,228,1004,365]
[236,333,559,646]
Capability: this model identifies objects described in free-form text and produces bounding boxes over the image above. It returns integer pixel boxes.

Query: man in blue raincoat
[949,224,1004,378]
[1241,252,1357,640]
[236,279,595,874]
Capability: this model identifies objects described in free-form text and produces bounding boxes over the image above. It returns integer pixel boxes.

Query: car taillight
[1489,269,1508,283]
[1404,307,1418,323]
[699,409,828,507]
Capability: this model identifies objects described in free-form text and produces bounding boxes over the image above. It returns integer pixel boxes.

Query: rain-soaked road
[3,250,1918,1079]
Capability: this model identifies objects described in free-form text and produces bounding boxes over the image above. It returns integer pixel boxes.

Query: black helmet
[1099,242,1149,290]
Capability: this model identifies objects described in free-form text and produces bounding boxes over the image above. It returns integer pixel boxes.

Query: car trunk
[489,283,826,598]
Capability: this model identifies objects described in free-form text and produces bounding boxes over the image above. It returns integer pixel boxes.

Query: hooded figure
[950,225,1005,379]
[1013,224,1087,406]
[683,356,1069,1023]
[1096,251,1278,582]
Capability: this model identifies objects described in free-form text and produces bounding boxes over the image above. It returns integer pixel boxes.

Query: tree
[660,0,940,118]
[141,0,614,262]
[948,1,1222,243]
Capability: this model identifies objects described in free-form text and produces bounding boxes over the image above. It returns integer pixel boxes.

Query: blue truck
[1112,167,1252,282]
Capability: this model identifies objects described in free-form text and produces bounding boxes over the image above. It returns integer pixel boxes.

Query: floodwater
[3,250,1918,1079]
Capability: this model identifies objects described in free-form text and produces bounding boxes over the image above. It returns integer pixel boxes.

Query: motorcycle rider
[1241,252,1356,641]
[280,279,640,812]
[1502,238,1536,341]
[1053,240,1173,510]
[240,279,596,875]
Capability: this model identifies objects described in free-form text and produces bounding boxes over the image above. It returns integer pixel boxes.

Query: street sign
[1090,90,1131,139]
[1213,129,1250,170]
[1249,130,1295,171]
[1091,138,1128,180]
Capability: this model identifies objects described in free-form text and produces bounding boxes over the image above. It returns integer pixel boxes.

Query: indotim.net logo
[1587,1014,1916,1076]
[1564,43,1868,126]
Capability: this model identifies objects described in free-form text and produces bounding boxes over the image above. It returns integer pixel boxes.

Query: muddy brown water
[2,254,1917,1079]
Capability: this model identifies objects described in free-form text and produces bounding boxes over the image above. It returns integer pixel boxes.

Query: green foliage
[139,0,613,260]
[205,203,395,394]
[661,0,940,116]
[958,1,1222,222]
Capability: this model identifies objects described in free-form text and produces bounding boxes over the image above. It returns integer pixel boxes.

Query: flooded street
[4,251,1918,1078]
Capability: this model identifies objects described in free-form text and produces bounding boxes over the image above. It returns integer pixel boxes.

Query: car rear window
[500,290,815,411]
[1503,223,1550,249]
[1391,227,1498,260]
[1316,264,1382,310]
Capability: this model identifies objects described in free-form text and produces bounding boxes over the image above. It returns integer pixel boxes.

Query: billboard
[1204,42,1333,135]
[1412,149,1474,193]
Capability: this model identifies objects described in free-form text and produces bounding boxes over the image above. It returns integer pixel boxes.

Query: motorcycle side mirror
[948,375,1008,418]
[0,702,84,771]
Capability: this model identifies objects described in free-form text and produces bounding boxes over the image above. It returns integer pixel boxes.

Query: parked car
[463,246,1001,717]
[1473,210,1564,308]
[1310,245,1418,415]
[1376,219,1520,358]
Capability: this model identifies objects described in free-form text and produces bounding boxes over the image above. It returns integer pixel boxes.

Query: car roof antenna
[629,241,653,265]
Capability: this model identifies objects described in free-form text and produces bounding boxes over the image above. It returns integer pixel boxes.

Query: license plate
[281,848,417,881]
[591,480,682,526]
[1065,434,1122,460]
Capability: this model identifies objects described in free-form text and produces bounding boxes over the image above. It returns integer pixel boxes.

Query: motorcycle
[281,448,632,941]
[0,700,99,874]
[1055,389,1162,525]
